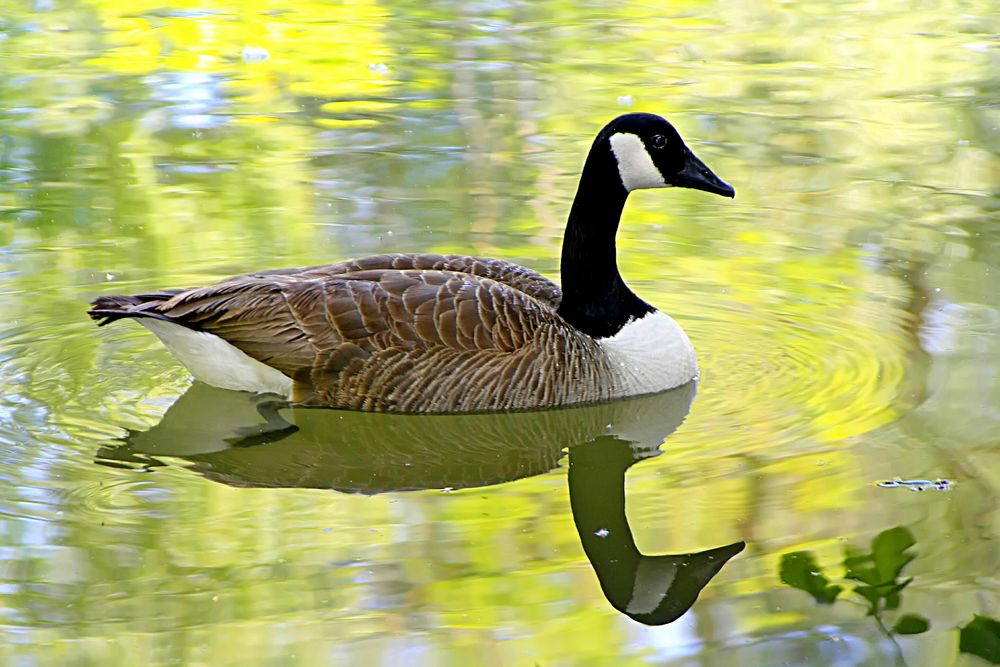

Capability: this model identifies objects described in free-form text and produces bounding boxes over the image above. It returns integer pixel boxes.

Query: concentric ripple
[654,271,913,452]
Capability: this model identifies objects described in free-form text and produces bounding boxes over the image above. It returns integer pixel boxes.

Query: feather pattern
[91,254,621,412]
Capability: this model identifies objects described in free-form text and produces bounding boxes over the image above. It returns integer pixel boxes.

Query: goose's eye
[650,134,667,149]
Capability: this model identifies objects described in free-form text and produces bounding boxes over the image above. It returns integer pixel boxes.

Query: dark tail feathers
[87,291,180,327]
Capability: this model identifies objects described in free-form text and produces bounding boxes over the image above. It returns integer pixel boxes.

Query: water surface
[1,2,998,665]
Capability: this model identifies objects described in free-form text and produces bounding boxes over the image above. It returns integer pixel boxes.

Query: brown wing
[145,264,591,410]
[88,254,607,411]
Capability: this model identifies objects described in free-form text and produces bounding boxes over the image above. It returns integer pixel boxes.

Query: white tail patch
[139,319,294,398]
[609,133,667,191]
[598,310,697,396]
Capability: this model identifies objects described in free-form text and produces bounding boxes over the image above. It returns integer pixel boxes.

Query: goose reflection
[97,381,743,625]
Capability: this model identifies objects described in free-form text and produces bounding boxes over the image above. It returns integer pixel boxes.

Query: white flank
[599,310,698,396]
[140,319,294,398]
[609,133,667,191]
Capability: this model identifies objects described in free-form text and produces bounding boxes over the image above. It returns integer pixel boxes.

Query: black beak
[675,149,735,198]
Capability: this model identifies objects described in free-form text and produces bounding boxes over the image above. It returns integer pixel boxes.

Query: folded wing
[90,254,593,411]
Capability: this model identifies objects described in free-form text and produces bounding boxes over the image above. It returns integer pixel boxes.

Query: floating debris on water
[877,478,953,492]
[242,46,270,63]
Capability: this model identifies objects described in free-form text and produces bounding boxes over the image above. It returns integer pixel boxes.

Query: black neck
[556,142,654,339]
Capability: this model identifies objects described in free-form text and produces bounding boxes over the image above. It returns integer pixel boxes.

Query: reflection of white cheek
[609,133,667,191]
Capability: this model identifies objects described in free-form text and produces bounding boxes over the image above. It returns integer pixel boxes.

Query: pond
[1,1,998,665]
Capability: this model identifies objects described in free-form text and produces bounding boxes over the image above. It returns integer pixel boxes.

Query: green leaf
[960,615,1000,664]
[844,527,917,588]
[893,614,929,635]
[779,551,842,604]
[843,544,880,586]
[884,577,913,610]
[872,527,917,583]
[853,585,881,614]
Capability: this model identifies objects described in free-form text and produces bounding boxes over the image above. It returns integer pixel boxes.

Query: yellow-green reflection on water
[0,1,998,665]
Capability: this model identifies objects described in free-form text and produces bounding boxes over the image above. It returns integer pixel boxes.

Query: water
[1,2,998,665]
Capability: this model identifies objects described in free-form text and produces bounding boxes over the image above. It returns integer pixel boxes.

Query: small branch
[872,612,908,667]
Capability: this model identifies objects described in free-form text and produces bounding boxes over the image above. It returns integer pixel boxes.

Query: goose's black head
[558,113,734,340]
[596,113,735,198]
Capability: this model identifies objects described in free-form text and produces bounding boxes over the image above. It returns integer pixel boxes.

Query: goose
[88,113,734,413]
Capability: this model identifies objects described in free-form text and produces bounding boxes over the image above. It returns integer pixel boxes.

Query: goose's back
[245,253,564,309]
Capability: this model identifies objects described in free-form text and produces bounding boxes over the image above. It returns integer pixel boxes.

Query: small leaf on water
[882,577,912,610]
[853,585,882,614]
[779,552,842,604]
[893,614,929,635]
[844,544,880,586]
[844,526,917,588]
[960,615,1000,664]
[872,526,916,583]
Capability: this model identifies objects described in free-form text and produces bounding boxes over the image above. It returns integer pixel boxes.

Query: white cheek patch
[609,133,668,191]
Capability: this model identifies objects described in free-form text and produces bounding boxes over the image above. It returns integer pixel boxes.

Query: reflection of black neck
[568,436,744,625]
[556,141,653,339]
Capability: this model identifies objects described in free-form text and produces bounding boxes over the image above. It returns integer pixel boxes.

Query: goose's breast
[596,310,698,397]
